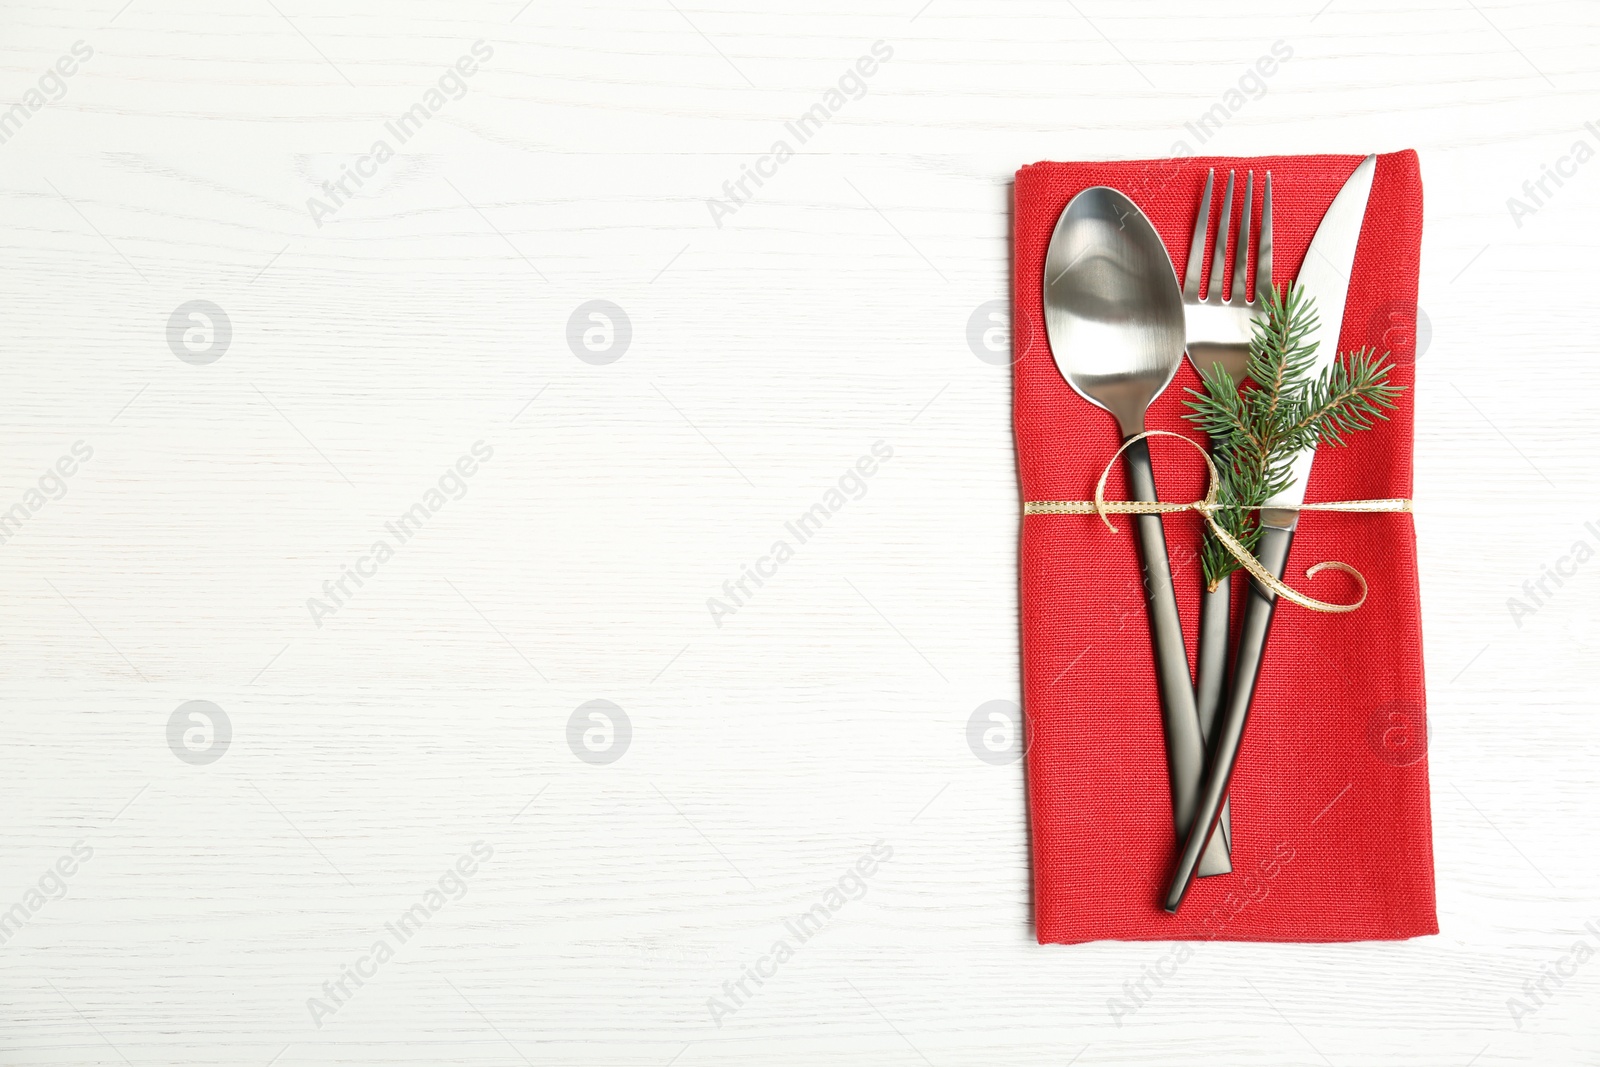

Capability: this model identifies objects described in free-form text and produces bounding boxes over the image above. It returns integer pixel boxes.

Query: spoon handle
[1121,436,1227,874]
[1165,524,1295,912]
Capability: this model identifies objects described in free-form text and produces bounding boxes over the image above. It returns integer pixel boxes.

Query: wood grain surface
[1,1,1598,1063]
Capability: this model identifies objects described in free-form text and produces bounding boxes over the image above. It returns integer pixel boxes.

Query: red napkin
[1015,152,1436,943]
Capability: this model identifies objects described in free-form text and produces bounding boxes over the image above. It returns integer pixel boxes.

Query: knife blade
[1163,155,1378,913]
[1261,154,1378,529]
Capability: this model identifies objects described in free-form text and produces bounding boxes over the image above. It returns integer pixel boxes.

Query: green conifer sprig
[1185,283,1405,589]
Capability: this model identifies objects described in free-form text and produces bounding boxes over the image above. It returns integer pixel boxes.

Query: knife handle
[1121,436,1218,867]
[1195,577,1233,863]
[1164,524,1295,912]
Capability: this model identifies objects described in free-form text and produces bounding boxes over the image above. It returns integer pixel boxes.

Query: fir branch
[1183,283,1406,589]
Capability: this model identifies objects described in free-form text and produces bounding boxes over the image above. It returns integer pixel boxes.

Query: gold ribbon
[1023,431,1412,613]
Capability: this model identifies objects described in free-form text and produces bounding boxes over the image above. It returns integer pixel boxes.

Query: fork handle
[1121,437,1224,873]
[1164,525,1294,912]
[1195,577,1233,864]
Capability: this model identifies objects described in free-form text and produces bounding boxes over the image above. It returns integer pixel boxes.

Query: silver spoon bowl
[1044,187,1185,438]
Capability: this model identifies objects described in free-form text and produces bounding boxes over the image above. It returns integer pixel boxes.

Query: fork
[1181,167,1272,866]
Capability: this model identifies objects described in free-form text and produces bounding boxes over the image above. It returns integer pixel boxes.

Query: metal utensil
[1164,155,1378,913]
[1043,187,1229,876]
[1180,167,1275,861]
[1184,168,1272,384]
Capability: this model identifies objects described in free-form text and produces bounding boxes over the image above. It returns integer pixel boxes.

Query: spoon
[1042,187,1227,876]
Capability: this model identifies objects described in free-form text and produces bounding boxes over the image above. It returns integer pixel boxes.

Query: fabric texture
[1015,151,1436,944]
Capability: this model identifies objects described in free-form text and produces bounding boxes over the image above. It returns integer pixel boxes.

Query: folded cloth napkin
[1015,151,1436,944]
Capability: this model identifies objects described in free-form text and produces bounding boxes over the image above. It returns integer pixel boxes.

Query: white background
[2,1,1598,1064]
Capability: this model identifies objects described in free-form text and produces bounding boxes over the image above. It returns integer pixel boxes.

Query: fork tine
[1183,168,1213,301]
[1257,171,1273,299]
[1215,170,1236,301]
[1232,171,1253,304]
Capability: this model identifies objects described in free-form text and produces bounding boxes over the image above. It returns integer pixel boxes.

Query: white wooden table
[2,1,1597,1063]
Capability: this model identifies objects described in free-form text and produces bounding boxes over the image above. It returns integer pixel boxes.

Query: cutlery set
[1041,156,1379,912]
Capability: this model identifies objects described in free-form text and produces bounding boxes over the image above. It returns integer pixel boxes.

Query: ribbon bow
[1023,430,1412,613]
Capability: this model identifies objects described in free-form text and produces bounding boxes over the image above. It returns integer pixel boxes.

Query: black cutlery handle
[1164,524,1295,912]
[1195,578,1230,737]
[1195,577,1232,860]
[1121,436,1206,845]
